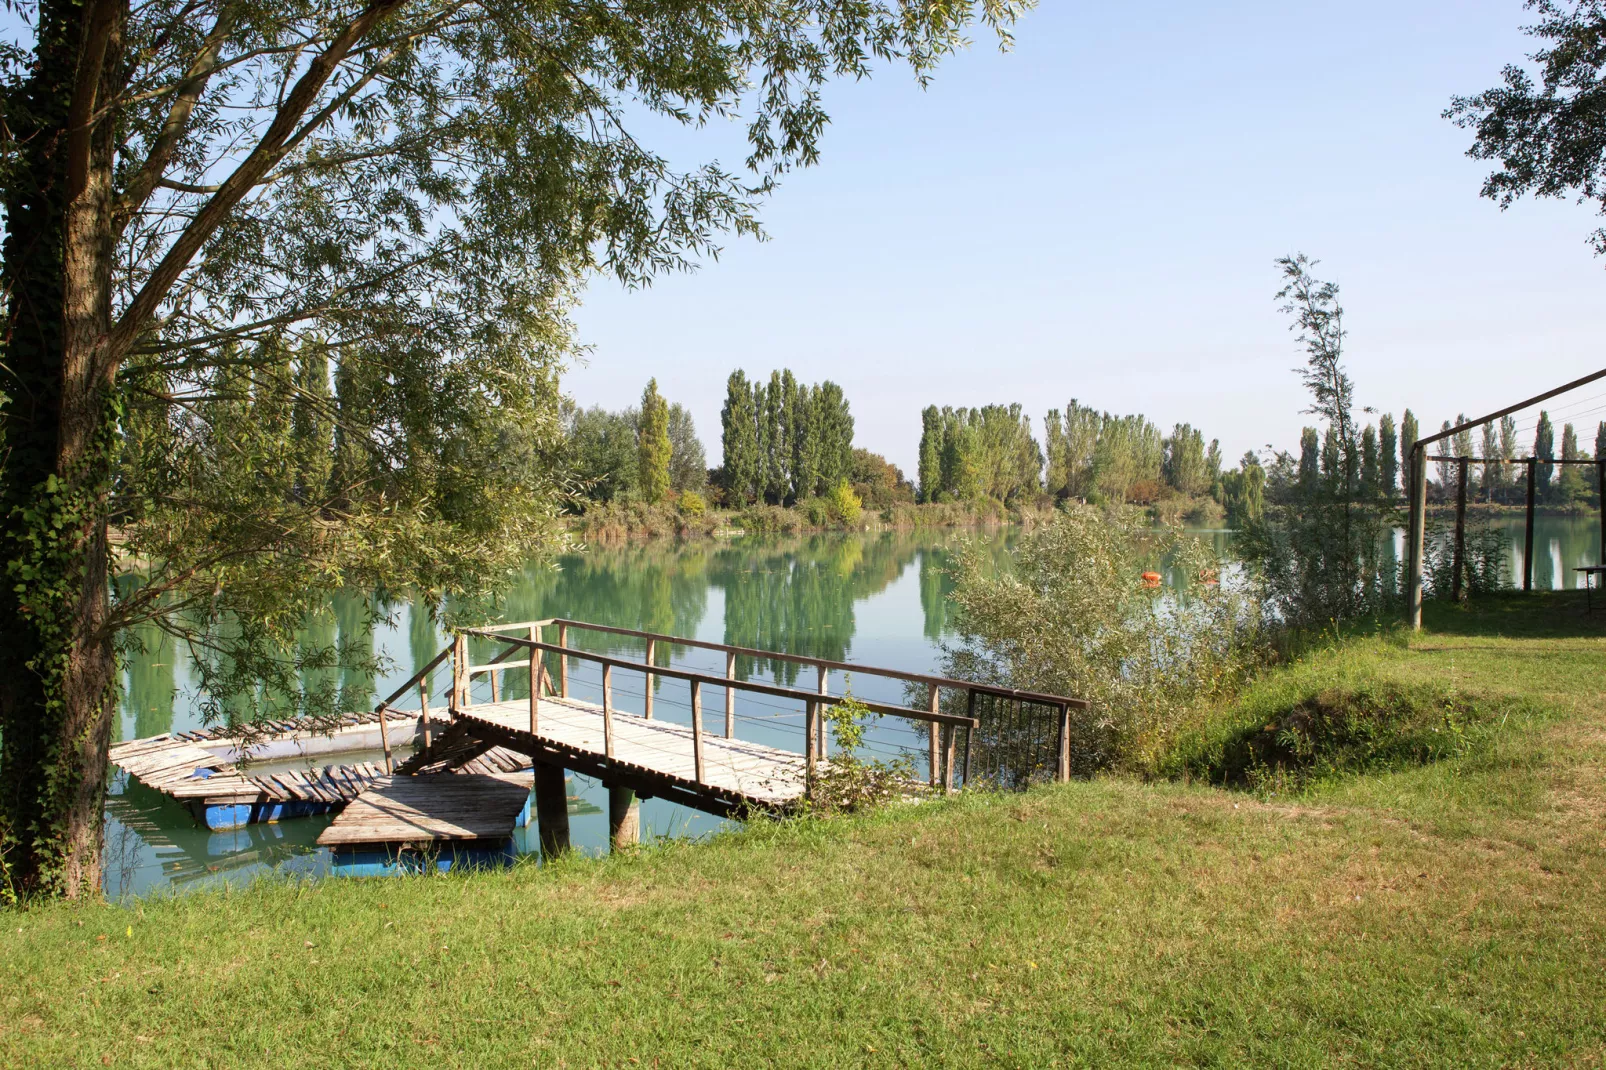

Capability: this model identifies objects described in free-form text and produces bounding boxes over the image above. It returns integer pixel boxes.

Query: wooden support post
[804,692,818,794]
[532,763,570,860]
[644,638,656,719]
[927,684,941,788]
[725,650,736,738]
[558,623,570,698]
[377,704,394,774]
[1452,458,1468,603]
[1057,703,1071,782]
[453,635,469,710]
[1598,459,1605,568]
[690,680,705,785]
[1525,458,1537,593]
[1406,443,1428,629]
[608,785,640,852]
[601,663,614,758]
[961,689,977,789]
[489,664,500,703]
[815,663,828,759]
[419,680,432,749]
[528,625,540,736]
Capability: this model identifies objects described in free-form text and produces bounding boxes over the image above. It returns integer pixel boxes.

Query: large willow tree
[0,0,1026,898]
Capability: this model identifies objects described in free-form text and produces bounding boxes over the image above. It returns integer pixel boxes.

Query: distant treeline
[915,400,1222,508]
[562,380,706,506]
[717,369,856,506]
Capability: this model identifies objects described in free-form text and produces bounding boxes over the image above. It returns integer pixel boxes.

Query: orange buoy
[1199,567,1219,586]
[1140,571,1162,588]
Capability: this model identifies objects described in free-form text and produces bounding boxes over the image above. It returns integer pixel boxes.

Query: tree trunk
[0,0,126,900]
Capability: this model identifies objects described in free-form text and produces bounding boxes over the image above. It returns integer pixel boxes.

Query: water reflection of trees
[713,533,916,684]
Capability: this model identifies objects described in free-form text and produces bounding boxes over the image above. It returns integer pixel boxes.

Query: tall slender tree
[720,371,760,506]
[1379,413,1398,497]
[1480,420,1501,501]
[1401,409,1420,495]
[638,379,671,505]
[918,406,943,503]
[1360,425,1379,498]
[1535,411,1556,499]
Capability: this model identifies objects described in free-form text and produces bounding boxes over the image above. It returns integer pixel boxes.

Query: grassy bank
[567,498,1057,541]
[5,594,1605,1066]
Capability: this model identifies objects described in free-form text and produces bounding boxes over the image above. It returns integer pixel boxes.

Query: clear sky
[565,1,1606,477]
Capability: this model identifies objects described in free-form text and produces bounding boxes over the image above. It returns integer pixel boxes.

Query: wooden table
[1576,566,1606,613]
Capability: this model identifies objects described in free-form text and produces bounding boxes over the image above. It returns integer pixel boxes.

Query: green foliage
[1379,412,1398,496]
[1535,411,1555,495]
[923,404,1042,504]
[666,404,708,494]
[825,480,863,528]
[1241,257,1393,630]
[1162,423,1211,497]
[1449,0,1606,256]
[917,406,943,502]
[849,448,913,509]
[677,491,707,519]
[565,405,639,504]
[721,370,853,506]
[637,380,671,506]
[809,689,916,811]
[1422,511,1509,600]
[1218,452,1266,528]
[942,507,1265,777]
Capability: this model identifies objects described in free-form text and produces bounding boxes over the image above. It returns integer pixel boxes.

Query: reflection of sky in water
[104,516,1601,899]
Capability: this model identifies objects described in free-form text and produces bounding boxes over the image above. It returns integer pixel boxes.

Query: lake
[104,513,1601,898]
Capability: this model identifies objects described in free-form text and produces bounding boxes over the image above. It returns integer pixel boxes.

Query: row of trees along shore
[719,370,855,506]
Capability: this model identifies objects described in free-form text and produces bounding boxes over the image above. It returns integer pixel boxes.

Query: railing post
[725,650,736,738]
[602,662,615,758]
[558,622,570,698]
[815,663,828,759]
[690,679,705,784]
[1406,442,1428,629]
[489,662,500,703]
[927,684,940,788]
[529,625,540,736]
[1525,458,1537,592]
[377,703,394,774]
[804,691,817,795]
[419,680,431,749]
[1452,458,1468,602]
[644,638,656,719]
[1057,703,1071,782]
[453,634,469,711]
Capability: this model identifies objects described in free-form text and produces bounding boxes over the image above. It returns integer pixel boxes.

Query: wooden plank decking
[455,695,807,813]
[316,773,532,846]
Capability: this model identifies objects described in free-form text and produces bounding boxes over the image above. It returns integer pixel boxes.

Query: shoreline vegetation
[6,593,1603,1065]
[566,493,1230,542]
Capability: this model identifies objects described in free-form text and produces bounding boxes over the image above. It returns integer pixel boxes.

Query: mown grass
[3,593,1605,1067]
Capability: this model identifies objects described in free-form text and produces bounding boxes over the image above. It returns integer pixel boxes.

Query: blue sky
[567,1,1606,476]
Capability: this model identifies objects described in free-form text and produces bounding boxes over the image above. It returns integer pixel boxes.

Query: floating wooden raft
[317,773,533,847]
[109,724,532,831]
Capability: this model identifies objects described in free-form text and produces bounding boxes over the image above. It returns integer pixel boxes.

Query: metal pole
[1406,443,1428,629]
[1525,458,1536,593]
[1452,458,1468,603]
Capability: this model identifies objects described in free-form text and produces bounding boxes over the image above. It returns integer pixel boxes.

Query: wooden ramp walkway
[449,696,807,817]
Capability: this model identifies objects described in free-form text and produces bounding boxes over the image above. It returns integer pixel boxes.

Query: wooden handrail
[531,618,1089,709]
[460,630,981,729]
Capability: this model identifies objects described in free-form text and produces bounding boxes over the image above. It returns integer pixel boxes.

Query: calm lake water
[104,514,1600,899]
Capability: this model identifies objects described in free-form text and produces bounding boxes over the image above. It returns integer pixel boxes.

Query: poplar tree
[1401,410,1420,493]
[918,406,943,503]
[1298,428,1321,498]
[291,351,334,507]
[1360,425,1379,498]
[0,0,1017,896]
[720,371,760,506]
[1378,413,1398,497]
[1480,421,1501,501]
[1558,422,1584,503]
[793,385,822,501]
[1535,411,1556,498]
[638,379,671,505]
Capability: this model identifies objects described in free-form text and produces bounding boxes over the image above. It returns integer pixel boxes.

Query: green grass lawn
[4,594,1605,1067]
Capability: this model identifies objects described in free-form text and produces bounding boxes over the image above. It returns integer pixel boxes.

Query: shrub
[826,479,862,527]
[677,490,706,518]
[940,506,1265,776]
[809,691,915,811]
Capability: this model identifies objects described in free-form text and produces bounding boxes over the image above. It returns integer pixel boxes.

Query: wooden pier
[111,616,1088,866]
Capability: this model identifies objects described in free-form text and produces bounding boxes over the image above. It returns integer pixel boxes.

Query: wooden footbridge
[112,617,1088,866]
